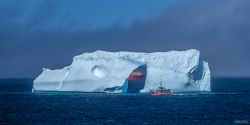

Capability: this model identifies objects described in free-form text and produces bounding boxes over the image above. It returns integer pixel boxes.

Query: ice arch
[127,65,147,93]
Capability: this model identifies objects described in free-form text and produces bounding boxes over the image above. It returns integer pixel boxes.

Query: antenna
[160,75,162,87]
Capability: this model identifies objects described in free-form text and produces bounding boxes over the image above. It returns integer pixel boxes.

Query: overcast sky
[1,0,250,78]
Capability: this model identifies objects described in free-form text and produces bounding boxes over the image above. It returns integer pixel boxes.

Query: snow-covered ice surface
[33,49,210,93]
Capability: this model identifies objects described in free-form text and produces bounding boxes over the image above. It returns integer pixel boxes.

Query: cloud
[0,0,250,78]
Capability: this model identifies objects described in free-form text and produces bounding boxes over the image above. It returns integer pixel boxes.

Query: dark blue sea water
[1,78,250,124]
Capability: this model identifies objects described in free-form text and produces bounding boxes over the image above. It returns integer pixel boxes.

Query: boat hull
[151,91,173,95]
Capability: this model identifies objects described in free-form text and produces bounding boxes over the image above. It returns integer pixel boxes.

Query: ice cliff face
[33,49,210,93]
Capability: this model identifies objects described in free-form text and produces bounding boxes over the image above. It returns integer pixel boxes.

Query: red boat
[151,82,173,95]
[151,91,173,95]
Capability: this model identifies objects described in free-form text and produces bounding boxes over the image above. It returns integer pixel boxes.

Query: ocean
[1,78,250,124]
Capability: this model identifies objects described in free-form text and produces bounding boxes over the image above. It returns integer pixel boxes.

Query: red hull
[151,91,173,95]
[129,74,146,80]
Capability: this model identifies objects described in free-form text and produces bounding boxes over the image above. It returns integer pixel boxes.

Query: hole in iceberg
[127,65,147,93]
[91,65,111,79]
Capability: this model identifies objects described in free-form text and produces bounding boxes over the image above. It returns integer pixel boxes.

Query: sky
[0,0,250,78]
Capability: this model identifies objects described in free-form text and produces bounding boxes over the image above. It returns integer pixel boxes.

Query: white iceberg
[33,49,210,93]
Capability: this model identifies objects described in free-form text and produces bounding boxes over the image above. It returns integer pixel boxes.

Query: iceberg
[33,49,210,93]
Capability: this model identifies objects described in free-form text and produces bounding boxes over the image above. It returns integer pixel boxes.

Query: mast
[160,75,162,87]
